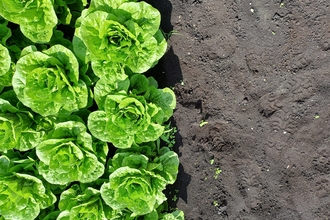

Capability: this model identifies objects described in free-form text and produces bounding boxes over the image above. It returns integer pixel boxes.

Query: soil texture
[150,0,330,219]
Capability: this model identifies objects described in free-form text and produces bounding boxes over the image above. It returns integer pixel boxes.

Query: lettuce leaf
[160,210,185,220]
[0,0,58,43]
[0,44,14,86]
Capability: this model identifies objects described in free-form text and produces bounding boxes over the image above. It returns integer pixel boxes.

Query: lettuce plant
[36,121,107,185]
[12,45,88,116]
[88,92,165,148]
[100,146,179,216]
[75,1,167,73]
[57,184,114,219]
[0,98,45,152]
[101,166,167,216]
[0,155,56,220]
[88,74,176,149]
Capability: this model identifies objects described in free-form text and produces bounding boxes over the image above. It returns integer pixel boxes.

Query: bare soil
[150,0,330,219]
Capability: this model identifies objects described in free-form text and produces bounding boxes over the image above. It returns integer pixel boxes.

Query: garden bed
[154,0,330,219]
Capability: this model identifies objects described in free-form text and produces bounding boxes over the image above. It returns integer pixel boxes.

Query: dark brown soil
[151,0,330,219]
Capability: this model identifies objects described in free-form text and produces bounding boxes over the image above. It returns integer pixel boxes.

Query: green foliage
[88,93,164,148]
[160,210,185,220]
[0,155,56,220]
[0,44,13,86]
[0,0,184,219]
[214,168,222,179]
[12,45,88,116]
[88,74,176,149]
[75,1,167,73]
[100,146,179,215]
[0,0,58,43]
[0,97,45,152]
[57,184,115,219]
[36,121,107,185]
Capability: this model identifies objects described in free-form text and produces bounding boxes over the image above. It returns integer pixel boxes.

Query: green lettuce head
[76,1,167,73]
[101,167,167,216]
[89,73,176,149]
[0,98,45,152]
[57,184,115,220]
[100,148,179,216]
[0,0,57,43]
[88,92,164,149]
[36,121,107,185]
[12,45,88,116]
[0,155,56,220]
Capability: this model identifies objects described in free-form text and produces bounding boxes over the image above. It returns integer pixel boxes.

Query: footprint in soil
[202,29,237,60]
[312,146,330,173]
[238,165,263,210]
[314,177,330,198]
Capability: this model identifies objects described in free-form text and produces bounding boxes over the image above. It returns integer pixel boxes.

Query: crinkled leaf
[0,0,58,43]
[0,44,11,76]
[118,1,161,36]
[0,172,56,220]
[58,185,115,219]
[161,210,185,220]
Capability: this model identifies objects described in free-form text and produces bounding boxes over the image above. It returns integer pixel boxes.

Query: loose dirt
[150,0,330,219]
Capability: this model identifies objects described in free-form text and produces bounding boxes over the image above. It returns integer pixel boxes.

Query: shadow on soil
[146,0,189,212]
[146,0,183,87]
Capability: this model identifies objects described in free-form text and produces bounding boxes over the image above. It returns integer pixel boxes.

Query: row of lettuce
[0,0,184,219]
